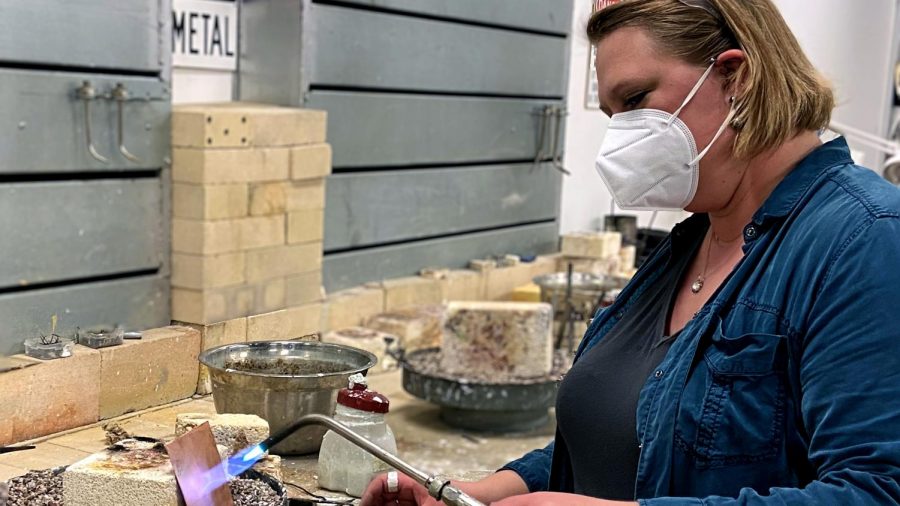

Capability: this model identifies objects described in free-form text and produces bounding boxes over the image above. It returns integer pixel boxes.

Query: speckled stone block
[440,302,553,380]
[175,413,269,456]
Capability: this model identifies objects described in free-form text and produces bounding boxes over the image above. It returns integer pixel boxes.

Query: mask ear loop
[689,96,737,165]
[666,58,718,127]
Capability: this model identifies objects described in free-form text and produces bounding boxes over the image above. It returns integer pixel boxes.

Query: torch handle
[262,414,486,505]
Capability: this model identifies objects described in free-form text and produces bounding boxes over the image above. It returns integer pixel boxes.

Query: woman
[363,0,900,504]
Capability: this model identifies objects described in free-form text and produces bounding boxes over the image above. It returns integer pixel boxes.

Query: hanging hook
[549,106,571,176]
[112,83,141,163]
[75,81,110,164]
[532,105,553,169]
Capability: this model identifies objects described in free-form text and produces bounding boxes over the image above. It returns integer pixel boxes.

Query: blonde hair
[588,0,834,159]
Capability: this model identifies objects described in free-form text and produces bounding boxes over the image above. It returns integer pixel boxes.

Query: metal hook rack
[532,105,571,175]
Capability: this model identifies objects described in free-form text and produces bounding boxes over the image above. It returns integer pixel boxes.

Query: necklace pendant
[691,278,704,294]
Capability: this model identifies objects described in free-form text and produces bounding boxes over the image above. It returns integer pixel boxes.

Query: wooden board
[306,91,560,168]
[0,274,169,355]
[323,0,574,34]
[0,178,164,289]
[0,69,170,173]
[310,3,568,96]
[324,163,561,251]
[166,422,234,506]
[323,222,559,291]
[0,0,165,72]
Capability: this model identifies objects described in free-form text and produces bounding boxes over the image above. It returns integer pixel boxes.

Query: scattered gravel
[6,470,62,506]
[405,348,572,384]
[230,478,281,506]
[102,422,134,446]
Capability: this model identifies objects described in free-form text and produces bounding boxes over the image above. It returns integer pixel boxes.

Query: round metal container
[400,348,564,433]
[200,341,377,455]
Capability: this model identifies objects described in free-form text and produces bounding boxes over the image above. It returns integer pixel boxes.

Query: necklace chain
[691,229,742,294]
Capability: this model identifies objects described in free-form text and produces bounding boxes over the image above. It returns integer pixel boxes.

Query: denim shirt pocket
[676,316,788,469]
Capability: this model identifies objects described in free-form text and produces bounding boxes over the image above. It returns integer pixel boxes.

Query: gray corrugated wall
[240,0,574,291]
[0,0,172,354]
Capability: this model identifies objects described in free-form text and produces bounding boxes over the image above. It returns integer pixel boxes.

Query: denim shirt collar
[751,136,853,225]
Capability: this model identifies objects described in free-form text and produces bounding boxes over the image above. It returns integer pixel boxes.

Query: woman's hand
[360,472,440,506]
[490,492,638,506]
[360,469,530,506]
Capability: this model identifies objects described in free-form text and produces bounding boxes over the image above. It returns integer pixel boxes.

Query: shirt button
[654,370,664,379]
[615,310,625,319]
[744,225,758,240]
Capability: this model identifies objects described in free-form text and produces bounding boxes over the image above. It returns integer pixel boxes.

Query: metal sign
[172,0,237,71]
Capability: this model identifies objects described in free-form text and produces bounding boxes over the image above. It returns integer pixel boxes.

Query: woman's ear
[716,49,746,96]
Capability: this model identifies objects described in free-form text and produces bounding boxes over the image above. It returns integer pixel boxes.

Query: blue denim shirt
[502,138,900,504]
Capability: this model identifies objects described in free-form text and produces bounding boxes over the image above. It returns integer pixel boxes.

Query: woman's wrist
[458,470,530,503]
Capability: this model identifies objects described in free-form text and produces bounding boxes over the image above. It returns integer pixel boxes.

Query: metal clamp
[75,81,110,164]
[111,83,141,163]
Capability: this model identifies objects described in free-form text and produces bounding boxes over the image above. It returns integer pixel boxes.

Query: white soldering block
[63,446,179,506]
[561,231,622,259]
[440,301,554,380]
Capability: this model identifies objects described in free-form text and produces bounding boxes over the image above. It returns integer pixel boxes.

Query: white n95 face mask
[594,61,736,211]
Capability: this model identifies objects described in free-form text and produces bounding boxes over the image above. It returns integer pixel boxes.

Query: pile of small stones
[230,478,281,506]
[6,469,63,506]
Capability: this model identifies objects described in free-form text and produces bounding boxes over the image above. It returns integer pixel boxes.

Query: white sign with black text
[172,0,237,71]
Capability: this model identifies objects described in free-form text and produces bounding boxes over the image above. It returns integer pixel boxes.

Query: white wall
[171,68,235,104]
[560,0,688,234]
[772,0,897,173]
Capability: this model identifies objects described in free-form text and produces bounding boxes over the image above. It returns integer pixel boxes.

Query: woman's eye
[624,91,648,109]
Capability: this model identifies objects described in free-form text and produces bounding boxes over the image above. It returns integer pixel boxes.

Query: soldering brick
[441,302,553,380]
[365,306,444,352]
[370,277,443,312]
[172,182,248,220]
[63,445,179,506]
[255,277,287,314]
[290,144,332,180]
[98,326,200,419]
[0,347,100,445]
[245,243,323,283]
[249,182,288,216]
[172,285,258,324]
[217,103,327,147]
[439,270,486,302]
[485,263,539,300]
[287,179,327,211]
[322,328,398,374]
[247,303,323,342]
[286,270,325,307]
[287,209,325,244]
[171,252,245,289]
[180,318,248,395]
[322,286,385,331]
[172,216,285,255]
[172,106,253,148]
[172,147,290,184]
[560,231,622,259]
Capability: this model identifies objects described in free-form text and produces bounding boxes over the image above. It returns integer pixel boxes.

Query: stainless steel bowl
[199,340,377,455]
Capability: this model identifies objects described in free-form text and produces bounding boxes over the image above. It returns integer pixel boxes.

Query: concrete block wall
[170,103,329,325]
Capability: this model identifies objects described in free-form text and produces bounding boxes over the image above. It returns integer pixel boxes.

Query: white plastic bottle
[318,374,398,497]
